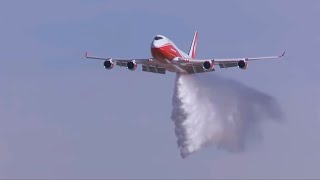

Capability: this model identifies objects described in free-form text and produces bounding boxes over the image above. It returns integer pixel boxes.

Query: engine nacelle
[127,61,137,71]
[103,60,114,69]
[203,61,214,71]
[238,60,248,69]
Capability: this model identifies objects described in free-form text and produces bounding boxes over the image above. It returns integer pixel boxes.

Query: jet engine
[127,61,137,71]
[103,60,114,69]
[203,60,214,71]
[238,59,248,69]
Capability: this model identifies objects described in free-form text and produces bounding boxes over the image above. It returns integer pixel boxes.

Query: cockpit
[154,36,163,40]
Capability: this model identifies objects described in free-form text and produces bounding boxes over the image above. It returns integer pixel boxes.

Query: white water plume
[171,73,283,158]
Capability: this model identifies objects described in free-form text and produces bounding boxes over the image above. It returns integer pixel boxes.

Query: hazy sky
[1,0,320,179]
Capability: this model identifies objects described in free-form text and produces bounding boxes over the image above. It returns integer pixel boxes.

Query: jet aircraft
[85,31,285,74]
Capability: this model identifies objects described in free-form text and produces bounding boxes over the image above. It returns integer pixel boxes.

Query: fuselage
[150,35,189,73]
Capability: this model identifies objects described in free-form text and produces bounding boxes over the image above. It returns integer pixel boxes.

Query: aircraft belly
[161,62,187,73]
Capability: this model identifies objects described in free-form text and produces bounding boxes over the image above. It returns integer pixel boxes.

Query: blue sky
[0,0,320,178]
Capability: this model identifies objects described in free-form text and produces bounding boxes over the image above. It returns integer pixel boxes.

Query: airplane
[85,31,285,74]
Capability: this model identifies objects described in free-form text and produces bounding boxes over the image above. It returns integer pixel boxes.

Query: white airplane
[85,31,285,74]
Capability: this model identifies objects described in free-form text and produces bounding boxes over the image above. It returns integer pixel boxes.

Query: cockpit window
[154,36,163,40]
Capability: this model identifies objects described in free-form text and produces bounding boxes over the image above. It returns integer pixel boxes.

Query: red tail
[188,31,198,59]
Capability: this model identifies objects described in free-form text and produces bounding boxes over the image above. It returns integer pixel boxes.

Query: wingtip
[280,51,286,57]
[85,51,88,58]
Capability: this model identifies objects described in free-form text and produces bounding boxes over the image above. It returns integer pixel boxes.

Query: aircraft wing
[85,52,166,74]
[180,51,285,67]
[85,52,153,65]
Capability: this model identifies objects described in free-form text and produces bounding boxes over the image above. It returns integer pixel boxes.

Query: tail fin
[188,31,198,59]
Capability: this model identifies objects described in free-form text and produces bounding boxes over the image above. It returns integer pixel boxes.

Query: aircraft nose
[152,40,159,48]
[152,39,163,48]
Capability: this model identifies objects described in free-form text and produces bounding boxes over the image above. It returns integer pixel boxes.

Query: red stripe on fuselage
[151,44,182,64]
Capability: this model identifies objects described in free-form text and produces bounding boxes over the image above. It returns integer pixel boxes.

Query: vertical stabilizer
[188,31,198,59]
